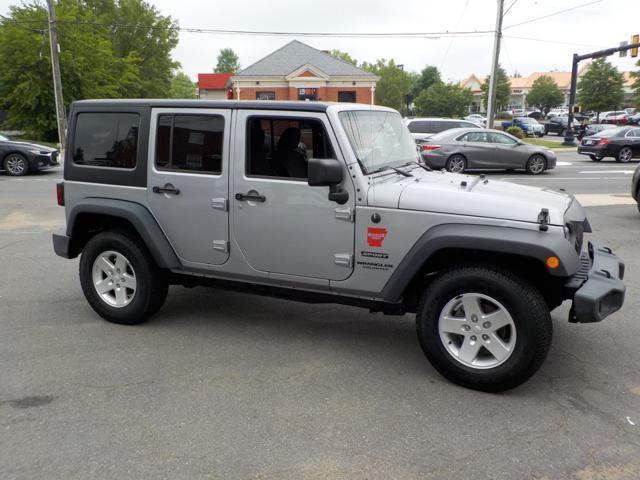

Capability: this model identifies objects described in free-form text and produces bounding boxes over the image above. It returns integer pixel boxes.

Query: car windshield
[339,110,419,174]
[516,117,537,124]
[0,134,8,141]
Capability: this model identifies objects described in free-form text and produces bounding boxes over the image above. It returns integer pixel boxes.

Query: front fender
[380,223,580,303]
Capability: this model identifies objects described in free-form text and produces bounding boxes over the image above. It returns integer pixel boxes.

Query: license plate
[584,140,595,145]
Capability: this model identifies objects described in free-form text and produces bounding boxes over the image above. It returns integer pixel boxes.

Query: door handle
[152,184,180,195]
[235,192,266,202]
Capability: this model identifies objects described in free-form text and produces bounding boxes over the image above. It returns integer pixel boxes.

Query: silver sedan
[419,128,557,175]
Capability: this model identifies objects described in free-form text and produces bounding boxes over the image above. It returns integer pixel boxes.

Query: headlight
[28,148,41,154]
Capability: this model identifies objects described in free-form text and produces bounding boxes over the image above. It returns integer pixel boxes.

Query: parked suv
[405,117,480,142]
[53,100,625,392]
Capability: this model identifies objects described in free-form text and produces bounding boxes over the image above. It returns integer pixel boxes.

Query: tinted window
[407,120,430,134]
[246,117,335,179]
[626,129,640,138]
[338,91,356,102]
[73,113,139,168]
[155,114,224,174]
[460,131,488,142]
[256,91,275,100]
[488,132,518,145]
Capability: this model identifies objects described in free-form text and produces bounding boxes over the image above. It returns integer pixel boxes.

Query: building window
[338,91,356,103]
[298,88,318,101]
[72,112,139,168]
[256,91,275,101]
[155,114,224,174]
[246,117,335,179]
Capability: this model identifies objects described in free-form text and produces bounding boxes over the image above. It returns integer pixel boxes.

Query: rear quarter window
[407,121,431,134]
[72,112,139,168]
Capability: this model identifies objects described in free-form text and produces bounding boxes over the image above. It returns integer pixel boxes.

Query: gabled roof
[198,73,232,90]
[236,40,376,77]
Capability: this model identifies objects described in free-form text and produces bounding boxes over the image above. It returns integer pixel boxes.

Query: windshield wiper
[389,166,413,177]
[406,161,432,172]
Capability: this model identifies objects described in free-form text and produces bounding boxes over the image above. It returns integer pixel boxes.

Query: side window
[338,91,356,102]
[432,121,450,133]
[407,121,429,134]
[155,114,224,174]
[246,117,335,180]
[72,112,139,168]
[256,91,275,101]
[488,132,517,145]
[462,131,488,143]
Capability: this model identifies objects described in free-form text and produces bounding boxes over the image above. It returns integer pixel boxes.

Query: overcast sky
[2,0,639,81]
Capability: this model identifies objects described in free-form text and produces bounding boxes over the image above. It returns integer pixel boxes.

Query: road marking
[574,194,636,207]
[579,170,634,174]
[499,177,629,181]
[557,161,572,166]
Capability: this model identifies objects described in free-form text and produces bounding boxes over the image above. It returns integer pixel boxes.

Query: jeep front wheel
[416,266,552,392]
[79,230,168,325]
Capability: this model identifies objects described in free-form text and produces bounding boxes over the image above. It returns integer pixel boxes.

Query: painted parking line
[499,177,630,181]
[574,194,636,207]
[578,170,634,174]
[557,161,573,166]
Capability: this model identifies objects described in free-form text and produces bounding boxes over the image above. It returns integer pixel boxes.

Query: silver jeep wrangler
[53,100,625,392]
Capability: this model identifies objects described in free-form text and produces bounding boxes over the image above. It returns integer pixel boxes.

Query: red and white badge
[367,227,388,248]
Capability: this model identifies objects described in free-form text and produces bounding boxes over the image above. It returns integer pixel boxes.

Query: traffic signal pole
[563,41,640,146]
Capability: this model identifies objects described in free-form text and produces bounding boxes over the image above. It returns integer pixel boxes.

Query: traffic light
[633,34,639,58]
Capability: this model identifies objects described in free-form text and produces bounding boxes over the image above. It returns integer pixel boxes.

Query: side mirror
[307,158,349,205]
[308,158,344,186]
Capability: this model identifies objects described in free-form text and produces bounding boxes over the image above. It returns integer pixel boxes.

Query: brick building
[230,40,379,104]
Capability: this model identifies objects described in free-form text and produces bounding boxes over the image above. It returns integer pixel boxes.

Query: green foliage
[214,48,240,73]
[0,0,178,141]
[480,65,511,111]
[329,49,357,65]
[577,58,625,116]
[632,60,640,108]
[361,59,411,113]
[410,66,442,99]
[526,75,564,114]
[169,71,196,99]
[495,111,513,120]
[506,126,524,139]
[414,83,473,118]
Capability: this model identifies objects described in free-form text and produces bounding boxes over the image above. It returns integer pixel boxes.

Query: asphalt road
[1,153,639,480]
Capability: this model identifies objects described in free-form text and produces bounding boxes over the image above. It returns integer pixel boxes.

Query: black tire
[415,266,552,392]
[3,153,30,176]
[588,154,602,162]
[525,154,546,175]
[445,154,467,173]
[616,146,633,163]
[79,230,169,325]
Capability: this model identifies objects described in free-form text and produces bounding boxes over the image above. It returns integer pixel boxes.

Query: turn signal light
[56,182,64,206]
[546,256,560,269]
[421,144,441,151]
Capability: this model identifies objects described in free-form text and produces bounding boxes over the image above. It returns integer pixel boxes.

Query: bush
[506,126,525,139]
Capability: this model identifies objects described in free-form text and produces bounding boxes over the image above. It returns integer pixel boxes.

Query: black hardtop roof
[72,99,332,112]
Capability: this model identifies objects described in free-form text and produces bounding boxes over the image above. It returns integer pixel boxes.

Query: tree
[169,71,196,99]
[361,59,411,113]
[215,48,240,73]
[330,49,357,65]
[410,65,442,98]
[480,65,511,111]
[0,0,178,141]
[631,60,640,108]
[577,59,625,120]
[525,75,565,115]
[414,83,473,118]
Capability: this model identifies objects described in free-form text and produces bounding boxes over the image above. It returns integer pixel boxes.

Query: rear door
[147,108,231,267]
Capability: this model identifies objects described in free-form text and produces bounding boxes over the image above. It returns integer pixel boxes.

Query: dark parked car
[0,135,59,176]
[633,163,640,213]
[578,127,640,162]
[544,116,580,136]
[628,113,640,126]
[420,128,556,175]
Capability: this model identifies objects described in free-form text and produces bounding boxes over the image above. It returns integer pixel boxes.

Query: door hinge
[212,240,229,253]
[333,253,353,268]
[335,207,354,222]
[211,198,228,211]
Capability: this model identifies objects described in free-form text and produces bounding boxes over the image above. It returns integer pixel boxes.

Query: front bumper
[566,242,625,323]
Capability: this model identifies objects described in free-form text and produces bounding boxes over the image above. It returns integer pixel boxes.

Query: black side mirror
[307,158,349,205]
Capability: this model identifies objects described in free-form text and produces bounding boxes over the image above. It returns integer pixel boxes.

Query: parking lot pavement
[1,164,640,480]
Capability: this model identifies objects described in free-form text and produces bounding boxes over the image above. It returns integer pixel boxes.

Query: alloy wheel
[91,250,137,308]
[5,155,27,175]
[447,156,465,173]
[618,147,633,163]
[528,155,546,174]
[438,293,517,369]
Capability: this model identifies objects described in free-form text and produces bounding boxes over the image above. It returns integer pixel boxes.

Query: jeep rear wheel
[79,230,168,325]
[416,266,552,392]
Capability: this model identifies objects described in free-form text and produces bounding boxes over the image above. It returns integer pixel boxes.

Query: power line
[503,0,519,16]
[440,0,472,69]
[504,0,603,29]
[0,19,495,38]
[504,35,609,49]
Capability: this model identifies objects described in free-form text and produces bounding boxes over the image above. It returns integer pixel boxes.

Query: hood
[367,169,573,226]
[0,140,57,152]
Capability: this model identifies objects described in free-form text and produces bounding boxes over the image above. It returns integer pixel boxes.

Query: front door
[147,108,231,266]
[233,110,355,281]
[487,132,522,168]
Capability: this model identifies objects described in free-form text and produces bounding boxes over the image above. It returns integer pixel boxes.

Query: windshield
[339,110,419,174]
[516,117,536,124]
[0,135,8,142]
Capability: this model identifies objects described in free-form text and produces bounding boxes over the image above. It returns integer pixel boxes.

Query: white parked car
[464,114,487,127]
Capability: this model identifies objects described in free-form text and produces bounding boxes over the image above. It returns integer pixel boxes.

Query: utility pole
[486,0,504,129]
[46,0,66,149]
